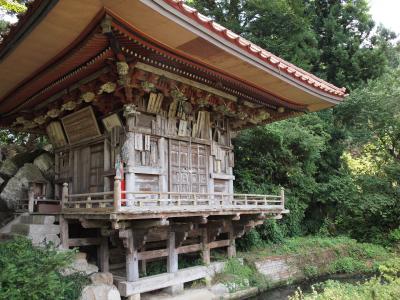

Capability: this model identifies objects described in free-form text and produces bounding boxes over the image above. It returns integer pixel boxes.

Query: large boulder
[0,163,47,209]
[33,153,54,180]
[0,159,18,178]
[62,252,99,276]
[80,272,121,300]
[80,284,121,300]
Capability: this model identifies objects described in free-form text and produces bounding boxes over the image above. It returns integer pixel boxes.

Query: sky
[369,0,400,35]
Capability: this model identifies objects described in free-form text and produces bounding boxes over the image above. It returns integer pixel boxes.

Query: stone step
[20,215,55,225]
[11,223,60,236]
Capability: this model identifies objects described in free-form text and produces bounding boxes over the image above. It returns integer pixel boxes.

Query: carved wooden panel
[46,121,67,147]
[169,140,209,193]
[136,174,159,192]
[61,107,101,144]
[214,179,228,193]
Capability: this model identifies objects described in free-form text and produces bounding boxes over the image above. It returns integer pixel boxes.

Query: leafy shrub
[215,258,269,292]
[303,265,319,279]
[388,227,400,245]
[328,257,367,274]
[237,229,263,251]
[0,236,88,300]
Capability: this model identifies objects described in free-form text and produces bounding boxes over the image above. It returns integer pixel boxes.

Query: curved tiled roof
[162,0,346,98]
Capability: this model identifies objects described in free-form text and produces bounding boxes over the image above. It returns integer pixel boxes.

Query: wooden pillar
[126,229,139,282]
[59,215,69,249]
[202,227,210,265]
[61,182,68,210]
[54,152,60,199]
[280,187,285,208]
[208,156,214,205]
[99,236,109,272]
[140,259,147,276]
[227,223,236,258]
[104,139,111,192]
[166,230,183,295]
[114,177,121,211]
[158,138,168,206]
[28,183,35,213]
[123,132,136,207]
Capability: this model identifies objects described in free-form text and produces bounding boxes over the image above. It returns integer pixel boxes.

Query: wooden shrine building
[0,0,345,298]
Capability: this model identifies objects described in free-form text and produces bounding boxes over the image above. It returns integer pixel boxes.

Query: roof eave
[142,0,344,105]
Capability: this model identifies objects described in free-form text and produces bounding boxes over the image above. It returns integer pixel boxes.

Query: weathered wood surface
[116,261,225,296]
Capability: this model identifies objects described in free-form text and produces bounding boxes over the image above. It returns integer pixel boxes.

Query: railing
[15,182,60,213]
[61,178,285,212]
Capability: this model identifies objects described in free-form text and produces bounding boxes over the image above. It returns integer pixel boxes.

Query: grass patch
[213,258,270,292]
[290,258,400,300]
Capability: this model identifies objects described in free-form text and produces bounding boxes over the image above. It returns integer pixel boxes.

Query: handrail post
[280,187,285,209]
[61,183,69,210]
[114,176,121,212]
[28,183,35,213]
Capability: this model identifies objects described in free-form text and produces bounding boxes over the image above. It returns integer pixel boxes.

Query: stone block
[210,283,229,296]
[11,223,60,235]
[20,215,55,225]
[91,272,114,285]
[165,283,184,296]
[33,153,54,180]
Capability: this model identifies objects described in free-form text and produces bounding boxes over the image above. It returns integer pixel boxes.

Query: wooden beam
[138,249,167,260]
[132,219,169,229]
[117,262,226,297]
[68,237,101,247]
[79,218,109,229]
[176,243,202,254]
[209,239,230,249]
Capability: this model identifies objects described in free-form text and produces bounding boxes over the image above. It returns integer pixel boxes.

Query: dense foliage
[189,0,400,245]
[0,237,88,300]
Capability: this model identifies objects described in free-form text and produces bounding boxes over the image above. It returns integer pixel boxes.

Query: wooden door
[169,140,209,193]
[73,143,104,193]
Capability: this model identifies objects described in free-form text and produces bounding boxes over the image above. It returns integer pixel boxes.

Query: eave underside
[0,15,304,132]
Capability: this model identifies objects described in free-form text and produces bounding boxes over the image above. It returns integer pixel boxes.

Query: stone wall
[253,249,339,284]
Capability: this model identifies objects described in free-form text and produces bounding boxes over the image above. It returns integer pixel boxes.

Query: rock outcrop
[0,163,48,209]
[0,146,54,219]
[80,272,121,300]
[62,252,99,276]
